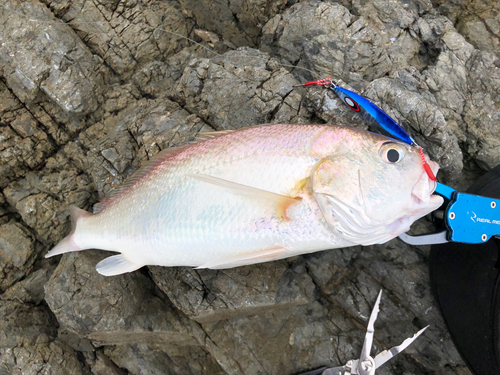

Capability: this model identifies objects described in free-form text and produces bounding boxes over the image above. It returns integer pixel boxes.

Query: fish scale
[46,124,443,275]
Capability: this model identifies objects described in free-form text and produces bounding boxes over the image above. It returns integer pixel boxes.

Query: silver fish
[46,124,443,275]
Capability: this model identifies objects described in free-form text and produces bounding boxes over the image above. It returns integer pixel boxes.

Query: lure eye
[380,143,405,164]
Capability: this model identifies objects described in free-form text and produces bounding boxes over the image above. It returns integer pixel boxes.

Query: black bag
[430,165,500,375]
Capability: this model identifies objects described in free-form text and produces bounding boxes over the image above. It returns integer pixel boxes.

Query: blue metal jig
[300,78,416,146]
[333,86,415,146]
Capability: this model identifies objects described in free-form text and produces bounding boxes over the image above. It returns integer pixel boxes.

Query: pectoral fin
[96,254,143,276]
[196,247,287,269]
[187,174,300,220]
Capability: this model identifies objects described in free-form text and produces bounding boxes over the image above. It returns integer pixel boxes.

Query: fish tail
[45,205,92,258]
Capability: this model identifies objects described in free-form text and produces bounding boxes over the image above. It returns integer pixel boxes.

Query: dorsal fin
[192,125,266,143]
[193,129,236,143]
[93,146,184,214]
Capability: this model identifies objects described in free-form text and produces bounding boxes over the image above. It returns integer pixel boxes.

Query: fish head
[311,132,444,245]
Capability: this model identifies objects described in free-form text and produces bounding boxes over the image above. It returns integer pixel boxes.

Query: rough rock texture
[177,0,288,47]
[149,259,314,323]
[171,49,308,130]
[1,0,499,374]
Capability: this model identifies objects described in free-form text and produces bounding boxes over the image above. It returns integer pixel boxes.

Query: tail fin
[45,206,92,258]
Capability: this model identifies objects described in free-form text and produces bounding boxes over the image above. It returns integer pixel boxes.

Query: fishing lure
[299,78,436,181]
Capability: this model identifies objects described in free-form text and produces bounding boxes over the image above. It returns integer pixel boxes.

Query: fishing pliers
[299,290,427,375]
[399,182,500,245]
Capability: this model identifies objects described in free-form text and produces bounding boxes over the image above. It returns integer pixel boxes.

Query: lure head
[311,129,443,245]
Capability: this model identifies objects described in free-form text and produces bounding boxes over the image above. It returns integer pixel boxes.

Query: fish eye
[379,143,405,164]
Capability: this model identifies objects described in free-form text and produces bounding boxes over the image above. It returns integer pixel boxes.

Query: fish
[45,124,444,276]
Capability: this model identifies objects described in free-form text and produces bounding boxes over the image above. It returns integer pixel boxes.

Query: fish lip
[411,160,439,204]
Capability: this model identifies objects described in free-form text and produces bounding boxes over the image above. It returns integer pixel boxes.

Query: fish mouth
[411,159,440,206]
[363,159,444,238]
[386,159,444,236]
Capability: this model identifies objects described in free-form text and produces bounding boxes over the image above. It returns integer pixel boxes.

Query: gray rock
[0,300,56,348]
[104,343,223,375]
[44,250,223,373]
[0,81,55,189]
[42,0,195,78]
[149,258,314,323]
[0,193,7,226]
[303,243,465,373]
[1,267,53,304]
[45,251,186,343]
[462,51,500,170]
[418,14,500,172]
[173,48,306,130]
[0,0,106,113]
[0,295,95,375]
[0,340,90,375]
[364,73,463,176]
[4,167,95,244]
[130,45,213,97]
[261,2,397,83]
[83,350,126,375]
[177,0,288,47]
[452,1,500,53]
[0,221,38,293]
[79,97,206,198]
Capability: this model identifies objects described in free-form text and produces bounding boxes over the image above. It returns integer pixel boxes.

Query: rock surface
[1,0,499,374]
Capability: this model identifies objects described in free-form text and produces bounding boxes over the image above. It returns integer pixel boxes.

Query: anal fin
[196,247,287,269]
[96,254,143,276]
